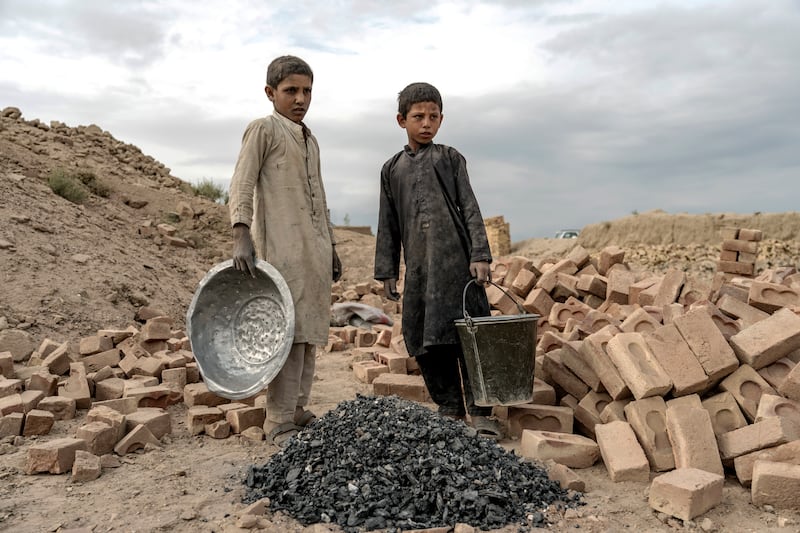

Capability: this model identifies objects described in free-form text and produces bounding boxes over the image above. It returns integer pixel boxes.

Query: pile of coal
[244,395,580,532]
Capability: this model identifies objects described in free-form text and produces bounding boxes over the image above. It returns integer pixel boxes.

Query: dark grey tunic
[374,143,492,356]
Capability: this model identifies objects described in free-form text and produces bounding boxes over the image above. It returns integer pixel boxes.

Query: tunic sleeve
[228,119,273,228]
[374,156,402,280]
[450,148,492,264]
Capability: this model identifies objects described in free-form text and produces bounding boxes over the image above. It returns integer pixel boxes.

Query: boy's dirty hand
[383,279,400,301]
[232,224,257,277]
[470,261,491,286]
[332,247,342,282]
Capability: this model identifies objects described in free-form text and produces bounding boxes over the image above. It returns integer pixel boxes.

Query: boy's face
[265,74,313,123]
[397,101,443,151]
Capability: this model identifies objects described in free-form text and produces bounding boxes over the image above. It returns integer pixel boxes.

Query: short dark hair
[266,55,313,88]
[397,82,442,118]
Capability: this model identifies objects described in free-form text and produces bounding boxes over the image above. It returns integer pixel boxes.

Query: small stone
[179,510,196,521]
[236,514,259,528]
[699,517,717,532]
[71,254,91,264]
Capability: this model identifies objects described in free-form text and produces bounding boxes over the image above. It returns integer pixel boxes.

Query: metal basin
[186,259,294,400]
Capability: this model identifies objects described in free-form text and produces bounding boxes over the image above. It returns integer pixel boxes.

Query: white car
[554,229,580,239]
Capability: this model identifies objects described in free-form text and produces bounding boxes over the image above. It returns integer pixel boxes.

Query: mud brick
[22,409,54,436]
[511,268,537,297]
[595,421,650,482]
[80,348,121,373]
[715,282,750,304]
[679,276,711,306]
[326,335,347,352]
[718,227,740,240]
[186,406,223,435]
[26,437,88,474]
[552,273,581,301]
[665,405,723,476]
[606,332,672,399]
[161,367,187,393]
[701,391,748,436]
[507,404,573,437]
[577,274,607,299]
[643,325,708,396]
[597,246,624,276]
[114,423,161,455]
[185,362,201,383]
[58,362,92,409]
[75,421,117,455]
[756,394,800,426]
[129,354,166,379]
[353,360,390,384]
[545,460,586,492]
[531,377,556,405]
[70,450,101,482]
[372,374,431,403]
[719,365,777,421]
[375,329,392,348]
[628,277,659,306]
[751,460,800,509]
[719,250,738,261]
[491,285,525,316]
[226,406,266,434]
[730,308,800,370]
[576,310,619,336]
[624,397,675,472]
[778,362,800,401]
[376,352,408,374]
[90,398,138,417]
[661,303,685,325]
[599,399,631,423]
[127,385,179,408]
[0,393,23,416]
[389,335,410,359]
[98,327,136,345]
[561,341,603,392]
[117,351,138,378]
[0,412,23,437]
[575,391,613,438]
[537,330,570,354]
[673,309,739,382]
[542,350,589,400]
[758,358,796,390]
[79,335,113,356]
[716,293,770,329]
[124,375,159,391]
[202,420,228,439]
[155,350,186,369]
[140,317,172,342]
[735,228,761,241]
[637,281,663,308]
[352,347,380,362]
[522,288,555,317]
[0,352,13,378]
[581,326,629,400]
[718,417,800,462]
[20,390,45,413]
[619,307,661,335]
[606,269,635,305]
[649,468,724,521]
[41,342,71,376]
[86,404,126,441]
[549,297,592,329]
[690,301,741,339]
[35,396,76,421]
[503,256,535,289]
[355,330,377,348]
[520,430,600,468]
[734,440,800,487]
[0,377,23,398]
[748,281,800,313]
[717,260,754,276]
[722,239,759,254]
[218,402,250,415]
[139,339,168,355]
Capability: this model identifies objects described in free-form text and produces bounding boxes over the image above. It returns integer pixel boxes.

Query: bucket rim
[455,313,540,326]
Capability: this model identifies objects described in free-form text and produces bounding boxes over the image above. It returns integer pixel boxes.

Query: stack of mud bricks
[0,306,273,482]
[484,239,800,522]
[717,227,762,277]
[484,215,511,258]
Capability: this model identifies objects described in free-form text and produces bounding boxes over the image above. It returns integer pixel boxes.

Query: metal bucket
[186,259,295,400]
[454,280,538,406]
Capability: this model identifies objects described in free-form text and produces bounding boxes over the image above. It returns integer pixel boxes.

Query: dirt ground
[2,110,800,532]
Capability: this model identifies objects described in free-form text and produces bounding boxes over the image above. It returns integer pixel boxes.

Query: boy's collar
[272,110,310,137]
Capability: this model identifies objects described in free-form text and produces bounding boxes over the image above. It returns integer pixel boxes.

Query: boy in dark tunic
[374,82,502,438]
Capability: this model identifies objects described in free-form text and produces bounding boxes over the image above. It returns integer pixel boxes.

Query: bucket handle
[462,279,527,327]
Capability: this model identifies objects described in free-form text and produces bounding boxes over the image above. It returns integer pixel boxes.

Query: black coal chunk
[244,395,580,531]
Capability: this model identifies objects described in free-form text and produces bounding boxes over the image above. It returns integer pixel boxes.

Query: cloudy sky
[1,0,798,240]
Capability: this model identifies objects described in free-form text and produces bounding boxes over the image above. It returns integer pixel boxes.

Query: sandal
[266,421,301,448]
[471,415,504,441]
[293,408,317,427]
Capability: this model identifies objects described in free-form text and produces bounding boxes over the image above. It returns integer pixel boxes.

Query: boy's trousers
[415,343,492,417]
[266,342,315,424]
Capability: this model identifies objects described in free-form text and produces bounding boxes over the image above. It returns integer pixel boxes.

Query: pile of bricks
[484,215,511,258]
[717,227,762,277]
[0,306,270,481]
[480,229,800,522]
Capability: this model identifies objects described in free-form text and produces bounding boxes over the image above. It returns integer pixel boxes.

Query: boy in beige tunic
[228,55,341,446]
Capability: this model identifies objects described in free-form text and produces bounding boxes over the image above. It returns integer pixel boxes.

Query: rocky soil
[2,107,800,532]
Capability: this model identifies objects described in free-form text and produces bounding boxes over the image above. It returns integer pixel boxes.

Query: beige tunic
[229,111,334,345]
